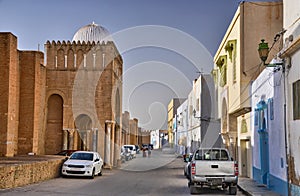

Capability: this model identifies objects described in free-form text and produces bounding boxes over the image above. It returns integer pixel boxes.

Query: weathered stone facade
[122,111,139,146]
[0,23,123,168]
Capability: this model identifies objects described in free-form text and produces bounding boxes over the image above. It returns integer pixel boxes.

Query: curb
[237,184,252,196]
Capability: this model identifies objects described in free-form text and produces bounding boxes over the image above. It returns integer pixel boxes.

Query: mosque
[0,22,123,168]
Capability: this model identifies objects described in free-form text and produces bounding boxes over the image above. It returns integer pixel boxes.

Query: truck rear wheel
[189,185,197,194]
[229,185,237,195]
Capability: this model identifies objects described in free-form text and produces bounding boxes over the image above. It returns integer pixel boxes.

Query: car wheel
[189,185,197,194]
[99,166,103,176]
[90,168,95,179]
[229,185,237,195]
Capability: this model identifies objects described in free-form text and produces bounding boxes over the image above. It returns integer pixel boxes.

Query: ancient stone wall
[0,33,19,157]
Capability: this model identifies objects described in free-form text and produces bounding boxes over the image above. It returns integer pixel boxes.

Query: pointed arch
[45,94,63,154]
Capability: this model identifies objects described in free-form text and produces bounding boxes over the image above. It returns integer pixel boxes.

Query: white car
[61,151,103,179]
[123,145,137,158]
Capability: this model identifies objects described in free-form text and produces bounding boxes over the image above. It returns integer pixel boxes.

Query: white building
[281,0,300,194]
[251,67,287,195]
[176,99,188,155]
[187,74,221,152]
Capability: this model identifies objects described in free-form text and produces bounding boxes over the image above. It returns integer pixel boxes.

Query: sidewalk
[238,177,282,196]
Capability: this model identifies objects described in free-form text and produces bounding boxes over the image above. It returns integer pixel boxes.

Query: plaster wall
[283,0,300,190]
[176,99,188,154]
[251,67,286,182]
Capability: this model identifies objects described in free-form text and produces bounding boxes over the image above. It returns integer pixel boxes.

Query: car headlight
[86,164,93,168]
[63,164,68,167]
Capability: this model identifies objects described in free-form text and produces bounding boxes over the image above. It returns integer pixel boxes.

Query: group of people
[142,147,151,157]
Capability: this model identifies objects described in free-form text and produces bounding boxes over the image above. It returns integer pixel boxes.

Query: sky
[0,0,277,130]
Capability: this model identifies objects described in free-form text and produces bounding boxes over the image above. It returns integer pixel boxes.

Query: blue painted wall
[251,68,287,196]
[253,167,288,195]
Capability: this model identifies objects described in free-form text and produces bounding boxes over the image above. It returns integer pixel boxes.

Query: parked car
[188,148,238,195]
[120,146,132,161]
[123,145,137,158]
[61,151,103,179]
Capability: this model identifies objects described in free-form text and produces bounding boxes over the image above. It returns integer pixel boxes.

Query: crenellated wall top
[44,40,122,63]
[45,40,116,48]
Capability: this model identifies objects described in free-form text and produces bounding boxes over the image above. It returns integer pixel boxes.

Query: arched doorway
[45,94,63,154]
[75,114,93,150]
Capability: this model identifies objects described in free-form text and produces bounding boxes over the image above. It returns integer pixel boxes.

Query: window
[225,40,237,83]
[216,55,227,87]
[268,98,274,120]
[194,149,229,161]
[254,110,258,126]
[293,80,300,120]
[241,118,248,133]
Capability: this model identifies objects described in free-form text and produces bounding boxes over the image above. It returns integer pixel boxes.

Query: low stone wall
[0,156,64,189]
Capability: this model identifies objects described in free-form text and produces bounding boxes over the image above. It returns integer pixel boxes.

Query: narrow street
[0,150,246,196]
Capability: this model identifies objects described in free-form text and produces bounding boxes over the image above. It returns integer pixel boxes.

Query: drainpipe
[282,60,290,196]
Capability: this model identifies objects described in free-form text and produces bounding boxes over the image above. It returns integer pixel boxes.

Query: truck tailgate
[195,161,234,176]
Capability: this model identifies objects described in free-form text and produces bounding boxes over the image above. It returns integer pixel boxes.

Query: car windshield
[194,149,229,161]
[124,146,133,150]
[69,152,94,161]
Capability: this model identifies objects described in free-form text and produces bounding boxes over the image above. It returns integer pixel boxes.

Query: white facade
[282,0,300,194]
[188,79,201,152]
[150,130,160,149]
[176,100,188,155]
[183,74,221,153]
[251,67,287,195]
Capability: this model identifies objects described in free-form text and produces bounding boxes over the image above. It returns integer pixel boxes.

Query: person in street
[143,147,147,157]
[148,148,151,157]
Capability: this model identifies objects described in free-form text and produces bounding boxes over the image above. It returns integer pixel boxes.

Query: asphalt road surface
[0,149,246,196]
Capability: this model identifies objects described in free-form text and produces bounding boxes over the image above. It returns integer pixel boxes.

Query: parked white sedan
[61,151,103,179]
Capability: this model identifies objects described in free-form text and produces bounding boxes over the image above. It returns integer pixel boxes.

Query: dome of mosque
[72,22,112,43]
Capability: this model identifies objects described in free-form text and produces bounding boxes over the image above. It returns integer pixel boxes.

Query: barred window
[293,80,300,120]
[268,98,274,120]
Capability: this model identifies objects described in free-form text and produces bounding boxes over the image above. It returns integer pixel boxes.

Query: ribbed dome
[72,22,112,43]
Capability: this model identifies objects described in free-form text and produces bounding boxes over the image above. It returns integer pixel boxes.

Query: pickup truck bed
[188,148,238,195]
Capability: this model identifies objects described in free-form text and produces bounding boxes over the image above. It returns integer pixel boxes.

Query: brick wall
[44,41,123,158]
[18,51,45,155]
[0,33,19,157]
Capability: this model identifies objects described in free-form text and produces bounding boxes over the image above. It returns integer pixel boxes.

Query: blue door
[257,100,270,185]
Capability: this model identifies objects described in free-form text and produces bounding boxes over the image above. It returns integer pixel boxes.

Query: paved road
[0,150,246,196]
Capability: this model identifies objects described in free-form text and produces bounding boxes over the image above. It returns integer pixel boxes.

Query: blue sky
[0,0,277,130]
[0,0,239,54]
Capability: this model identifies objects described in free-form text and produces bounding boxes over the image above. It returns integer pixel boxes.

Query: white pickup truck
[187,148,238,195]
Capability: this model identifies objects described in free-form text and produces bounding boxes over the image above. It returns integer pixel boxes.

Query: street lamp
[258,39,270,64]
[258,39,283,66]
